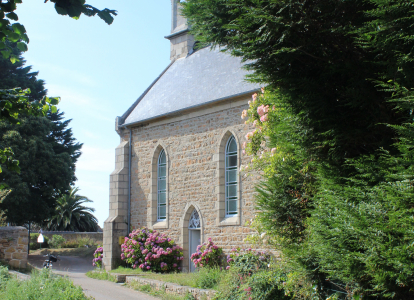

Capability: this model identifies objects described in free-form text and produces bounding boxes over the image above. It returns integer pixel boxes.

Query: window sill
[153,220,168,229]
[218,215,240,227]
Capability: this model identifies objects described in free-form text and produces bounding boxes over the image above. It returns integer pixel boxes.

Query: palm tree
[47,187,98,232]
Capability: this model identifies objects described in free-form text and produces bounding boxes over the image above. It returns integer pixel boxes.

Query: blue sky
[16,1,172,227]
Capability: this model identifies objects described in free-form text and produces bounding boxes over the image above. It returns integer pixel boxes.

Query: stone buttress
[103,140,129,270]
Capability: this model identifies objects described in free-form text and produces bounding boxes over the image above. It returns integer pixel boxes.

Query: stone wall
[126,276,216,300]
[123,95,261,270]
[0,227,28,269]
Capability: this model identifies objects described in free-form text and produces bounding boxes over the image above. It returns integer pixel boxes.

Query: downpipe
[127,128,132,236]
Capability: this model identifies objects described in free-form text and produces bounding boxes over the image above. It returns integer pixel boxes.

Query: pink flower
[226,266,230,270]
[257,105,269,117]
[252,93,257,102]
[241,109,248,119]
[260,114,268,122]
[271,148,276,154]
[245,131,254,140]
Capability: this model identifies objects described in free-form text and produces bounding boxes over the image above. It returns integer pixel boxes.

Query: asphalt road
[28,255,157,300]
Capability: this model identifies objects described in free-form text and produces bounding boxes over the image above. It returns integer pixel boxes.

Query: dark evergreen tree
[182,0,414,164]
[0,44,82,225]
[183,1,414,298]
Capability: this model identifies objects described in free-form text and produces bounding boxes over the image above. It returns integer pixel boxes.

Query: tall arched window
[157,149,167,221]
[225,136,238,216]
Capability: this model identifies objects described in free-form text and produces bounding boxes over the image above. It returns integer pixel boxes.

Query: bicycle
[42,253,59,269]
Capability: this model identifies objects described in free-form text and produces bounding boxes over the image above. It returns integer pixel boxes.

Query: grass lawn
[109,266,143,275]
[127,281,190,300]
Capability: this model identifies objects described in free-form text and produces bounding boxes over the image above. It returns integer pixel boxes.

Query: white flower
[260,232,266,239]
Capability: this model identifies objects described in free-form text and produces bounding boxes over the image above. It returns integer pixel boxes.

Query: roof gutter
[164,29,189,40]
[119,88,260,129]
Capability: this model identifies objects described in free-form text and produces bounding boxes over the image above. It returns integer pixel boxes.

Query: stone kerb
[0,226,28,269]
[125,276,216,300]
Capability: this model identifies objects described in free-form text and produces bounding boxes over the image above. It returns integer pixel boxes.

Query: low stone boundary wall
[0,227,28,269]
[41,232,103,243]
[9,270,30,281]
[126,276,217,300]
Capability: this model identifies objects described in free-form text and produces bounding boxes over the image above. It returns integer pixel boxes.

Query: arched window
[225,136,238,216]
[157,150,167,221]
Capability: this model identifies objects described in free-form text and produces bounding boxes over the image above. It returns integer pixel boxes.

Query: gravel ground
[28,255,158,300]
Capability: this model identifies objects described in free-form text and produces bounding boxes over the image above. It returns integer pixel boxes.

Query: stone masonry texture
[0,226,28,269]
[109,96,263,271]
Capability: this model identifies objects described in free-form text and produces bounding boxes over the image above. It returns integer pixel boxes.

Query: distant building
[103,0,261,271]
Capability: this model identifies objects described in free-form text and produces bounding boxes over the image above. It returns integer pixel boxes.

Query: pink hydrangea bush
[120,227,183,273]
[92,246,103,268]
[190,238,223,268]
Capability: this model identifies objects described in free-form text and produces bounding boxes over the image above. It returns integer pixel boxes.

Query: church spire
[165,0,195,61]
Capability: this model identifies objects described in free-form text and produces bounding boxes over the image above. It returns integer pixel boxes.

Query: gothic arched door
[188,209,201,272]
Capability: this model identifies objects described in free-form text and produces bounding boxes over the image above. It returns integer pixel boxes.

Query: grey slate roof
[122,47,261,126]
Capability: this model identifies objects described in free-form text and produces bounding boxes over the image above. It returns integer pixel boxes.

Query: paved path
[28,255,157,300]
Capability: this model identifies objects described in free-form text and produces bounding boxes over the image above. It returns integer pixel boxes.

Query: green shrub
[0,266,9,286]
[29,233,49,250]
[75,237,95,248]
[215,265,291,300]
[194,267,223,289]
[0,269,89,299]
[226,248,271,274]
[49,235,66,249]
[62,240,79,248]
[62,237,96,248]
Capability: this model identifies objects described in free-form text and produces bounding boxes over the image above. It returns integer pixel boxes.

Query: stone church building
[103,0,261,271]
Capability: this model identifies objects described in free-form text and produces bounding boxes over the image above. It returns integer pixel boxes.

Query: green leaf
[0,19,10,29]
[353,294,360,300]
[7,32,20,43]
[42,104,49,114]
[0,42,5,50]
[12,23,26,35]
[55,5,67,16]
[97,11,114,25]
[51,106,57,114]
[10,55,17,64]
[1,50,11,59]
[16,42,27,52]
[49,97,60,105]
[21,33,29,43]
[6,12,18,21]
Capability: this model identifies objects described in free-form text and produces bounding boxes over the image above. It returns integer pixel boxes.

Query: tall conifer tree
[0,44,82,225]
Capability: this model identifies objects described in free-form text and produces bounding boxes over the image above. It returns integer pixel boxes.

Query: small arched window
[225,136,238,216]
[157,150,167,221]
